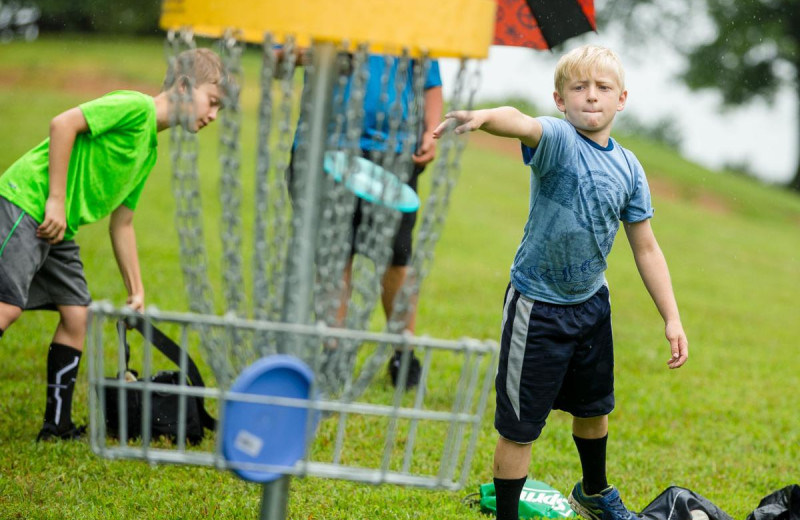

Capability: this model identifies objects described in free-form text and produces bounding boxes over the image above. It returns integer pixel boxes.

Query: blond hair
[162,47,225,91]
[553,45,625,97]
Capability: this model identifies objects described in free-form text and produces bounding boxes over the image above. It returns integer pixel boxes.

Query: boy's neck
[153,92,171,132]
[573,125,613,148]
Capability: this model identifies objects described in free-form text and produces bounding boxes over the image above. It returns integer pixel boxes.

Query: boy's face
[553,67,627,141]
[184,82,223,133]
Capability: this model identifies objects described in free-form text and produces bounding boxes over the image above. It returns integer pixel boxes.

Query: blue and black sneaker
[568,481,638,520]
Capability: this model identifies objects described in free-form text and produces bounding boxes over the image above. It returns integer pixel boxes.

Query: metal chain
[410,57,479,291]
[312,44,358,329]
[218,30,245,318]
[345,51,413,332]
[311,44,375,394]
[216,30,249,370]
[166,29,234,385]
[252,32,277,325]
[345,57,481,401]
[167,29,212,315]
[384,52,429,336]
[252,35,297,360]
[164,31,481,396]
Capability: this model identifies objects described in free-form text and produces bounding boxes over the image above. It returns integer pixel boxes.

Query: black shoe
[388,351,421,389]
[36,422,87,442]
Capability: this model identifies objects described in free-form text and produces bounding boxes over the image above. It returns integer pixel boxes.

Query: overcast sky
[439,32,797,185]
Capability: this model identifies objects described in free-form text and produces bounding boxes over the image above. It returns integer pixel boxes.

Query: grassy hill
[0,36,798,520]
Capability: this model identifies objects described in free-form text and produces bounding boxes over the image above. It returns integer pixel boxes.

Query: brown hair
[162,47,225,91]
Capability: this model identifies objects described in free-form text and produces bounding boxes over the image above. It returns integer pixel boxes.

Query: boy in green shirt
[0,47,226,441]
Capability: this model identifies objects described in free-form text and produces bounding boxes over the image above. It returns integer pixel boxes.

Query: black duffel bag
[103,319,215,444]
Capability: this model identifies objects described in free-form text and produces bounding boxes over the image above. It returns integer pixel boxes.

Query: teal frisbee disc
[323,150,420,213]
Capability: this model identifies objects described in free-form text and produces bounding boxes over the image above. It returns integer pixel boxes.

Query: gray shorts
[0,197,91,310]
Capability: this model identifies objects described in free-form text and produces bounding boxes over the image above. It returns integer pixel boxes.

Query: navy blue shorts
[494,283,615,444]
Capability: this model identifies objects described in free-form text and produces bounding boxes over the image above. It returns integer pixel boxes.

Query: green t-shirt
[0,90,158,240]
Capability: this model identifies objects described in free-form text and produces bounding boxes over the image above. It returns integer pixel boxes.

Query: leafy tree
[599,0,800,191]
[34,0,160,35]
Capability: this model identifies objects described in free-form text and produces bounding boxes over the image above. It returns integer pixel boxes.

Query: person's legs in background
[384,169,421,388]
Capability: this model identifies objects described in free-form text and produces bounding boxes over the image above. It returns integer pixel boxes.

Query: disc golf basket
[87,1,499,519]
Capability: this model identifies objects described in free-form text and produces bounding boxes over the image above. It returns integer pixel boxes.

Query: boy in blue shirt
[433,45,688,520]
[0,48,225,441]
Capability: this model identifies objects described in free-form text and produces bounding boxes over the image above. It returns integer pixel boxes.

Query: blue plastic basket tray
[222,355,317,483]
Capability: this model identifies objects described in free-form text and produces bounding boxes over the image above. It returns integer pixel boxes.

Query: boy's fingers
[432,119,456,137]
[666,337,688,368]
[37,220,65,239]
[37,223,52,238]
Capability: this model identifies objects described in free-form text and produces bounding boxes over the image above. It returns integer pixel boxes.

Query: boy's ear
[553,91,566,113]
[616,89,628,112]
[175,74,193,92]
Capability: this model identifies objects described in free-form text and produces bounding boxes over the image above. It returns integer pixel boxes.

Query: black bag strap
[117,318,216,430]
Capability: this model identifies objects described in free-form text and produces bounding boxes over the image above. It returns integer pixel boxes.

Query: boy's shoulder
[611,138,643,166]
[81,90,152,107]
[79,90,157,137]
[537,116,579,139]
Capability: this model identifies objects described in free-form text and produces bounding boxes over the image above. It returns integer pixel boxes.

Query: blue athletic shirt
[356,55,441,152]
[297,55,442,153]
[511,116,654,304]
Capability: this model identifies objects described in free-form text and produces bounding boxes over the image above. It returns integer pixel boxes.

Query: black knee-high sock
[573,434,609,495]
[0,328,4,338]
[43,342,82,430]
[494,476,527,520]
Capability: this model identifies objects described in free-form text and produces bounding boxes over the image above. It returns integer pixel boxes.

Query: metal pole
[263,41,338,520]
[259,475,291,520]
[280,41,337,330]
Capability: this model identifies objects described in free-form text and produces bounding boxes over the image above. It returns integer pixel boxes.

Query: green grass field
[1,36,799,520]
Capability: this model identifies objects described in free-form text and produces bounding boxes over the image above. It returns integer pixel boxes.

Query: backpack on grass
[102,319,215,444]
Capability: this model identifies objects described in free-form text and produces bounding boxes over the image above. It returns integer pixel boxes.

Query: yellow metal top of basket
[160,0,496,58]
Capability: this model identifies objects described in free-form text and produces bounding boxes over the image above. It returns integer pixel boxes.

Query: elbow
[109,209,135,237]
[49,113,76,140]
[49,116,64,137]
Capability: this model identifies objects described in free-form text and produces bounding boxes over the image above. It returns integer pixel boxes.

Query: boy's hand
[665,320,688,369]
[37,196,67,244]
[432,110,486,139]
[412,131,437,166]
[126,293,145,313]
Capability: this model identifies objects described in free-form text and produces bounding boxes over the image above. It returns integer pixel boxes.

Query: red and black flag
[493,0,596,50]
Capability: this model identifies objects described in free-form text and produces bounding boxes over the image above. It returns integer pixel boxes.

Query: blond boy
[433,45,688,520]
[0,48,225,441]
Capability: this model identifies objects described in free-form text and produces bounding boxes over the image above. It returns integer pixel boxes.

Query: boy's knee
[495,415,545,444]
[57,305,89,333]
[572,414,609,438]
[0,302,23,331]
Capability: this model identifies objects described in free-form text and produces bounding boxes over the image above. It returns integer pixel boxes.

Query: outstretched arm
[431,106,543,149]
[624,219,688,369]
[109,205,145,312]
[38,107,89,244]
